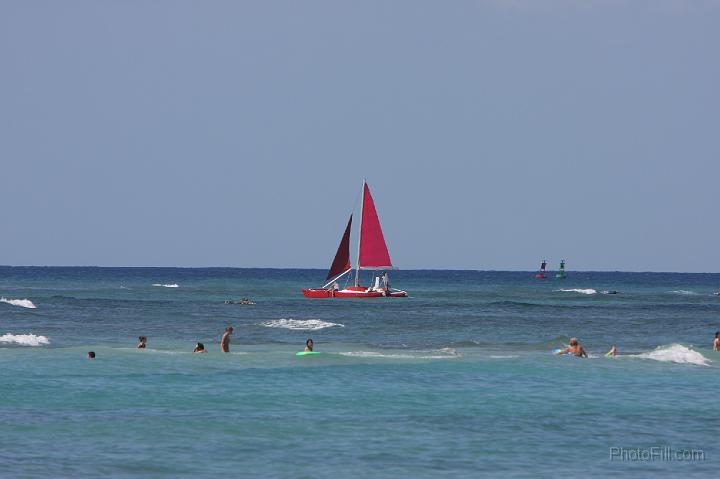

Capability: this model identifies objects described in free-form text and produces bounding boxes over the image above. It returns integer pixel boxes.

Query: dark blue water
[1,267,719,477]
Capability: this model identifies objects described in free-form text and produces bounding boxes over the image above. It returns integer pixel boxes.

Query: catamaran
[535,260,547,279]
[302,181,408,298]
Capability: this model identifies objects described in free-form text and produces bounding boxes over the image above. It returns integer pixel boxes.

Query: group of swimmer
[224,298,255,305]
[555,332,720,358]
[87,330,720,360]
[86,327,315,358]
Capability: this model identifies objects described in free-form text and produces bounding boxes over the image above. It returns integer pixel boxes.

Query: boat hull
[535,273,547,279]
[302,286,407,298]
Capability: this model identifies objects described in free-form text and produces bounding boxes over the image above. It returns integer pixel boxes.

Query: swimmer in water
[605,345,617,357]
[137,336,147,349]
[714,332,719,351]
[304,338,314,352]
[556,337,588,358]
[221,327,233,353]
[87,351,96,359]
[193,342,206,353]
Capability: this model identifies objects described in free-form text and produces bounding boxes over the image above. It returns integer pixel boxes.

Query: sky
[1,0,718,271]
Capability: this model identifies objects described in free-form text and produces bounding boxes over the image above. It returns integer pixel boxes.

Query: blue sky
[1,1,718,271]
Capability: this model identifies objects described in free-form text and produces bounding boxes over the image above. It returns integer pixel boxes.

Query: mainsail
[358,183,393,269]
[326,215,353,280]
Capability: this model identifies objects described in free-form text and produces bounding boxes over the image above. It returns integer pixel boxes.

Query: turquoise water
[1,267,719,477]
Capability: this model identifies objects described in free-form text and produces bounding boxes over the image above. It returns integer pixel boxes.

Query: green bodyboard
[296,351,321,356]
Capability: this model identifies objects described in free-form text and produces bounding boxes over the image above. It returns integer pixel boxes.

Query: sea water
[1,267,719,478]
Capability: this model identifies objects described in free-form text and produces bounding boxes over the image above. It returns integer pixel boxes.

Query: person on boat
[605,345,617,357]
[193,342,207,353]
[304,338,314,352]
[556,337,587,357]
[221,327,233,353]
[382,272,390,290]
[137,336,147,349]
[714,332,720,351]
[331,282,339,291]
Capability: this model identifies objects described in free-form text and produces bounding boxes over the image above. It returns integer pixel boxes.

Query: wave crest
[557,288,596,295]
[152,283,179,288]
[0,297,37,309]
[634,344,710,366]
[340,348,461,359]
[0,333,50,346]
[261,319,344,330]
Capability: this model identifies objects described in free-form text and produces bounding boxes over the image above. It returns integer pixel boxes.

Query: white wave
[557,288,596,295]
[261,319,344,330]
[668,290,698,295]
[633,344,710,366]
[339,348,461,359]
[0,333,50,346]
[489,355,519,359]
[152,283,179,288]
[0,297,37,309]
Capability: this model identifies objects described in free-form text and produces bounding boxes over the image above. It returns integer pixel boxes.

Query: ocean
[1,267,718,478]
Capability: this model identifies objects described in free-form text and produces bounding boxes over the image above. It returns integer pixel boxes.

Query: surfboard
[296,351,321,356]
[552,348,572,356]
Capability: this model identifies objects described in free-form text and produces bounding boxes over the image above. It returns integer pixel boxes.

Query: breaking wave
[0,333,50,346]
[0,297,37,309]
[152,283,179,288]
[633,344,710,366]
[668,290,699,295]
[261,319,344,330]
[339,348,461,359]
[557,288,597,295]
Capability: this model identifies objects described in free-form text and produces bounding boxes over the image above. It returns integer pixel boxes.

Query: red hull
[302,286,407,298]
[535,273,547,279]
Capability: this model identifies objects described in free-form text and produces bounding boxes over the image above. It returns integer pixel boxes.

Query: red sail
[326,215,352,280]
[359,183,393,269]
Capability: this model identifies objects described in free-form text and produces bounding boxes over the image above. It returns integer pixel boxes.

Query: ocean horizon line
[0,264,718,275]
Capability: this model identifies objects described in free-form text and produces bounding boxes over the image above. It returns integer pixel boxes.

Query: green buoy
[555,259,567,279]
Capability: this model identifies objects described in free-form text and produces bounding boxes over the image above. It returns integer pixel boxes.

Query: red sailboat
[302,181,408,298]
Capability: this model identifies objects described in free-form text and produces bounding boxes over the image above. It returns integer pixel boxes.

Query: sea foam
[668,290,699,295]
[261,319,344,330]
[634,344,710,366]
[152,283,179,288]
[557,288,597,295]
[0,333,50,346]
[0,297,37,309]
[339,348,461,359]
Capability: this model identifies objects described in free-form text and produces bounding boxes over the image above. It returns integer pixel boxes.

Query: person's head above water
[87,351,95,359]
[569,338,579,346]
[306,338,314,347]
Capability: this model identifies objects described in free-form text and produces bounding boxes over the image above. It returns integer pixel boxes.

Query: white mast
[354,179,365,286]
